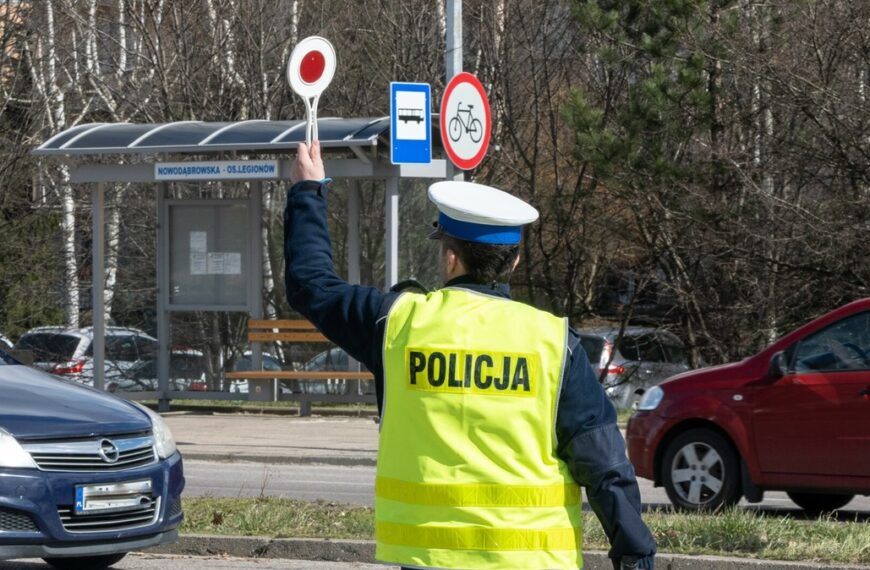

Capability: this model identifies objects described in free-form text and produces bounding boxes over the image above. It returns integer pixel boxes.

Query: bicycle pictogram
[448,102,483,144]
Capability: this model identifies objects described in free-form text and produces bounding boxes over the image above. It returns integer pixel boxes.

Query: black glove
[620,556,639,569]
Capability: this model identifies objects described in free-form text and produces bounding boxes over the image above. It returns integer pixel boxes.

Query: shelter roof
[33,117,392,156]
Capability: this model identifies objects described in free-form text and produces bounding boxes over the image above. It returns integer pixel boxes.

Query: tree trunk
[103,186,123,324]
[44,1,79,327]
[60,168,79,328]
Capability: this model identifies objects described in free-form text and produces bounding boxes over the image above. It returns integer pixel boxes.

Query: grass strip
[182,497,374,540]
[181,497,870,564]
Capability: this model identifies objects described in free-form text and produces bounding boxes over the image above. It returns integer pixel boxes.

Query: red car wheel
[662,428,742,512]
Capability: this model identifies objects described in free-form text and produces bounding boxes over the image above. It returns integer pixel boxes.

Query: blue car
[0,349,184,569]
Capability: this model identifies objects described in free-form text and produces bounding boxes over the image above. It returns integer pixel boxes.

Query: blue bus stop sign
[390,82,431,164]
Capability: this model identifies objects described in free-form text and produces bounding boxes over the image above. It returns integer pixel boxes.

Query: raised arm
[283,142,391,369]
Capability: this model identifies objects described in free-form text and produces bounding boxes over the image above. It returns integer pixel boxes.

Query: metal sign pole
[446,0,463,182]
[385,177,399,288]
[92,184,106,392]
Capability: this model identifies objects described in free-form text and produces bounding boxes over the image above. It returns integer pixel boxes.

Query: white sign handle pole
[303,97,313,147]
[301,95,322,147]
[312,95,320,142]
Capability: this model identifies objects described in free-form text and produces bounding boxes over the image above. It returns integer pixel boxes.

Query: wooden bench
[224,319,374,415]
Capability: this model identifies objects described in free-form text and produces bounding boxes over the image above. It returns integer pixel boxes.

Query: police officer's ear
[439,242,465,281]
[444,246,460,276]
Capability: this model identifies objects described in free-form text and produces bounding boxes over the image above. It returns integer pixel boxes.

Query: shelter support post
[92,184,106,392]
[347,181,362,395]
[347,181,361,285]
[385,177,399,289]
[156,183,171,412]
[248,182,269,401]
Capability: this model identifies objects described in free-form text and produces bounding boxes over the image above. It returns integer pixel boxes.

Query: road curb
[148,535,866,569]
[181,452,377,467]
[149,403,379,418]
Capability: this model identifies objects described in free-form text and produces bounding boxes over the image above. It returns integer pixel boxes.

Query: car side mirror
[768,351,788,380]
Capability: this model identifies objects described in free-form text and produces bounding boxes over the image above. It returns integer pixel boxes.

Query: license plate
[74,479,153,514]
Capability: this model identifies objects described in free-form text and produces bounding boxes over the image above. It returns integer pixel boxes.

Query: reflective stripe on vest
[377,521,582,551]
[376,288,582,570]
[376,477,581,508]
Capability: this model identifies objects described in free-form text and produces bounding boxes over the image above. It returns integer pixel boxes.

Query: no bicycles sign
[440,72,491,171]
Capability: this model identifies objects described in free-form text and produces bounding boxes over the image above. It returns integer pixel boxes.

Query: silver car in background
[577,327,692,409]
[13,326,158,386]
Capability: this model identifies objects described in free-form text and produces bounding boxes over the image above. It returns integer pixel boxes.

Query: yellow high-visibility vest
[376,287,582,570]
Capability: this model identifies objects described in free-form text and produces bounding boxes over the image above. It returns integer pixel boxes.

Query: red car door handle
[860,387,870,399]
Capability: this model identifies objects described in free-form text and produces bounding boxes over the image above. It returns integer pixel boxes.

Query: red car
[627,299,870,512]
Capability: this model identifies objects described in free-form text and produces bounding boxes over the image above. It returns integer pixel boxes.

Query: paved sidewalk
[166,413,379,465]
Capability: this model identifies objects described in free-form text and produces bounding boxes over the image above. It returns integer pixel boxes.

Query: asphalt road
[183,459,870,515]
[0,553,388,569]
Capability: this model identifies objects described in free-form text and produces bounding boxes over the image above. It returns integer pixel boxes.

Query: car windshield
[617,334,667,362]
[304,349,348,371]
[234,354,282,372]
[131,359,157,379]
[15,333,79,362]
[131,355,206,379]
[579,335,604,364]
[663,343,688,364]
[0,349,18,365]
[172,355,207,378]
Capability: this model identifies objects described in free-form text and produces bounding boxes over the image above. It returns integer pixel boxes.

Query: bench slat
[248,319,318,330]
[225,371,374,380]
[249,332,328,342]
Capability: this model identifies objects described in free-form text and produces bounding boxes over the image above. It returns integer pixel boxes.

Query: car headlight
[133,403,178,459]
[0,427,37,469]
[636,385,664,411]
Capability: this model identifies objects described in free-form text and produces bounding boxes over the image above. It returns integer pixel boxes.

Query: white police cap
[427,181,539,245]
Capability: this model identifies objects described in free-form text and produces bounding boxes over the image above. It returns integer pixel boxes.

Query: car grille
[0,507,38,532]
[169,498,183,518]
[57,497,160,533]
[22,434,156,472]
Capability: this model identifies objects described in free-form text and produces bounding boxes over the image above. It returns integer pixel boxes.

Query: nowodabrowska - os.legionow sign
[155,160,279,181]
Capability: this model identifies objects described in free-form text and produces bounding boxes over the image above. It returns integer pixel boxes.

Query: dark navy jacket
[284,180,656,569]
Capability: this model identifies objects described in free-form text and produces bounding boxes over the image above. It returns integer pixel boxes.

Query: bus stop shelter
[33,117,447,410]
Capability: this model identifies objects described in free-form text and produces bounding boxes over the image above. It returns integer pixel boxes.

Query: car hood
[0,365,152,440]
[659,359,752,392]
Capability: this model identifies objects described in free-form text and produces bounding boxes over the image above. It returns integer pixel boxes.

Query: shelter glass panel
[42,124,100,149]
[316,118,375,142]
[351,117,391,141]
[136,123,232,148]
[169,202,249,307]
[207,121,293,145]
[69,124,154,149]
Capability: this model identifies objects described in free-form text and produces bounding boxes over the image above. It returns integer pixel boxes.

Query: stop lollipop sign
[287,36,337,145]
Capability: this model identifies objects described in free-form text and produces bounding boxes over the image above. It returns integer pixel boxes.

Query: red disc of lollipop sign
[299,50,326,84]
[287,36,337,145]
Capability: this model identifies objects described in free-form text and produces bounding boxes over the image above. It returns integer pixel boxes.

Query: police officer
[285,141,656,570]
